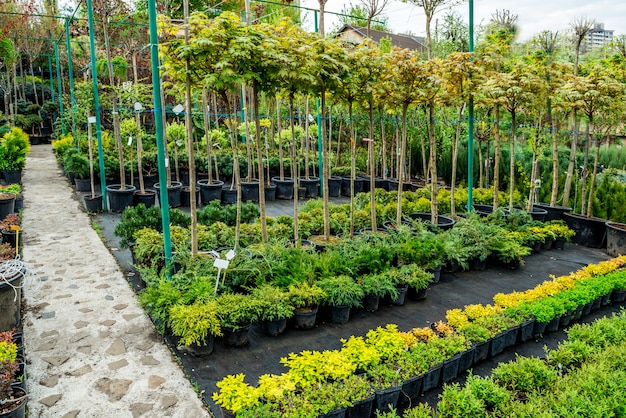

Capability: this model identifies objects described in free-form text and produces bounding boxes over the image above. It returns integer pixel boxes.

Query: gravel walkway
[20,145,211,418]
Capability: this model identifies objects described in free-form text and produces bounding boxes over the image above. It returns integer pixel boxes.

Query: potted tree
[0,127,30,185]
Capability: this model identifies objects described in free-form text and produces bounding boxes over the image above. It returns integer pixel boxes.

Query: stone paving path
[20,145,211,417]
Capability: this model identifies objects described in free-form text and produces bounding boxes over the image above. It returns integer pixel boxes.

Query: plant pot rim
[606,221,626,230]
[197,179,224,185]
[106,184,137,192]
[0,192,16,200]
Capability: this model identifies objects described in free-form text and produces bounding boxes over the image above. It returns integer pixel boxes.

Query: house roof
[335,24,425,52]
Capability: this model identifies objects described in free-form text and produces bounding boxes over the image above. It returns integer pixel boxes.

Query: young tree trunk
[549,113,560,206]
[428,99,438,223]
[580,119,591,216]
[321,88,331,239]
[450,103,466,216]
[277,98,285,180]
[586,135,601,218]
[508,111,517,209]
[222,92,242,250]
[380,106,387,180]
[289,96,300,243]
[396,104,409,225]
[202,88,214,183]
[562,109,579,207]
[102,19,126,189]
[368,102,376,229]
[132,54,146,194]
[252,83,268,242]
[492,105,501,209]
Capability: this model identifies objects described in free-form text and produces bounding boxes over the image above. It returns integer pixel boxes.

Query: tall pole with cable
[147,0,173,268]
[86,0,108,210]
[466,0,475,212]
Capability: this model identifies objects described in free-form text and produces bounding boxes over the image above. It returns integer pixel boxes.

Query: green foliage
[0,127,30,170]
[169,300,222,346]
[197,200,259,226]
[493,356,558,393]
[250,284,295,321]
[216,293,261,330]
[317,275,364,308]
[138,278,182,332]
[62,148,90,179]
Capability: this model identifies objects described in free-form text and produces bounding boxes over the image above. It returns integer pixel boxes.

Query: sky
[299,0,626,42]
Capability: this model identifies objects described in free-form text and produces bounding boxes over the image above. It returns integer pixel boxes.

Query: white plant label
[88,116,96,124]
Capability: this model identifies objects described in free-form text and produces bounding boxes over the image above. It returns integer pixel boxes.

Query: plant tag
[214,258,229,269]
[88,116,96,124]
[134,102,143,111]
[225,249,235,260]
[128,136,133,146]
[165,158,169,168]
[173,104,184,115]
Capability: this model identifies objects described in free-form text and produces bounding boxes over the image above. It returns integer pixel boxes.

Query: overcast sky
[299,0,625,42]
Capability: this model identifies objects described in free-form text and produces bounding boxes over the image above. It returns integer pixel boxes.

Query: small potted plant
[287,282,326,330]
[63,148,91,191]
[0,127,30,184]
[0,330,26,417]
[216,293,261,347]
[168,300,221,356]
[400,264,434,301]
[0,213,21,250]
[251,284,295,337]
[360,273,398,312]
[317,275,365,324]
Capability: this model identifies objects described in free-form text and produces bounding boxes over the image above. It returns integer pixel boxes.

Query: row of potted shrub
[211,256,626,417]
[392,310,626,417]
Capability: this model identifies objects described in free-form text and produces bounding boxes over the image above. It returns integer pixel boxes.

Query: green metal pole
[147,0,173,267]
[314,10,323,195]
[86,0,108,210]
[47,55,54,102]
[53,41,65,135]
[466,0,475,212]
[65,18,77,137]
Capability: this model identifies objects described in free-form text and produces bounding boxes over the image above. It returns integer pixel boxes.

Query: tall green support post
[47,55,54,102]
[466,0,475,212]
[86,0,108,210]
[65,18,77,137]
[147,0,173,268]
[53,41,65,135]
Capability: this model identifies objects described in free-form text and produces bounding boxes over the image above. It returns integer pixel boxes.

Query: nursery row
[132,203,576,351]
[383,310,626,417]
[210,256,626,417]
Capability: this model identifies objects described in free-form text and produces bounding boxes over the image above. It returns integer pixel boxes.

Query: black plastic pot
[299,177,319,198]
[330,305,350,324]
[327,176,341,197]
[563,213,607,248]
[197,179,224,204]
[362,294,380,312]
[83,195,103,212]
[473,204,510,217]
[240,179,260,203]
[345,394,374,418]
[181,186,200,207]
[264,183,277,201]
[1,169,22,185]
[261,317,288,337]
[473,339,491,364]
[222,323,251,348]
[106,184,136,213]
[0,193,16,219]
[0,268,23,332]
[133,191,155,208]
[221,186,237,205]
[606,222,626,257]
[404,212,456,231]
[374,177,388,190]
[74,177,91,192]
[153,181,183,208]
[421,364,443,392]
[291,306,318,330]
[374,385,401,414]
[533,202,572,221]
[272,177,294,200]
